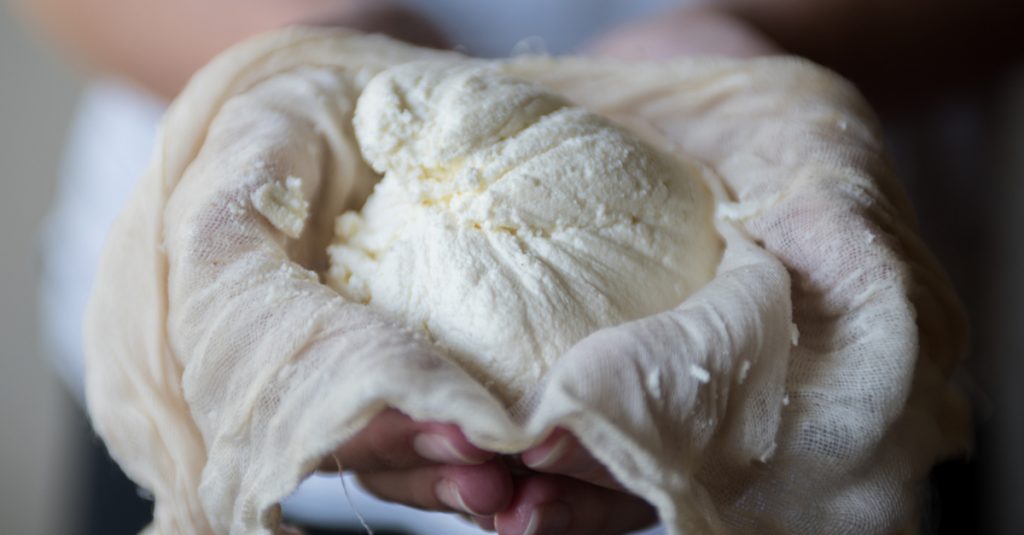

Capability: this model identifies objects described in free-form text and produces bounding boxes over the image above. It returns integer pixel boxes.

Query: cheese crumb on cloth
[84,28,969,534]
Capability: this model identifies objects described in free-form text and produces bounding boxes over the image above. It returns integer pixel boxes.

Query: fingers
[474,515,497,531]
[325,412,655,534]
[321,408,494,472]
[323,409,514,518]
[520,429,622,492]
[357,460,514,517]
[494,474,658,535]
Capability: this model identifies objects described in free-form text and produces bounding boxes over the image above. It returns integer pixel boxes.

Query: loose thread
[333,454,374,535]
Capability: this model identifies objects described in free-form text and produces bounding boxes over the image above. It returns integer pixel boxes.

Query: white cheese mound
[327,62,721,403]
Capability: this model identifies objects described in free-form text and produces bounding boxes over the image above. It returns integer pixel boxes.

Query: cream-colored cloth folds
[84,28,968,534]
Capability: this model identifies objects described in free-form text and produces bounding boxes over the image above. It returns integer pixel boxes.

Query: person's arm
[727,0,1024,104]
[589,0,1024,106]
[12,0,444,99]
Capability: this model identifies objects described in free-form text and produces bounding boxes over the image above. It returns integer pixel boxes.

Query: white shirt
[40,2,683,532]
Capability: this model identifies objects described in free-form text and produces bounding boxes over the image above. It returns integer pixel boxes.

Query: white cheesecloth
[84,28,968,534]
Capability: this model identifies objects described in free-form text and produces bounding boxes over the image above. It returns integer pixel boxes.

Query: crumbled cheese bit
[737,360,752,384]
[276,262,319,283]
[758,442,778,463]
[716,190,782,222]
[264,286,296,304]
[335,212,364,240]
[251,176,309,239]
[227,201,246,216]
[646,368,664,399]
[689,364,711,384]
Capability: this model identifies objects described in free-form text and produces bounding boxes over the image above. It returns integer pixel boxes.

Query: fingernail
[473,515,496,531]
[523,502,572,535]
[435,479,482,516]
[413,433,484,465]
[523,433,571,470]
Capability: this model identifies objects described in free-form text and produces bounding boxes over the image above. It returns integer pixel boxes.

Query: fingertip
[494,499,571,535]
[521,428,573,470]
[520,431,622,491]
[416,422,495,465]
[445,460,515,515]
[473,515,497,531]
[494,474,563,532]
[493,506,531,535]
[436,479,481,515]
[498,475,657,535]
[357,459,514,517]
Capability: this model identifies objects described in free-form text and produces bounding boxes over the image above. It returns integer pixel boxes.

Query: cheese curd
[328,62,720,403]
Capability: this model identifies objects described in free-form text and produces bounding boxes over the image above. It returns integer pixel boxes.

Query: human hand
[328,414,657,535]
[486,429,658,535]
[320,45,967,534]
[479,229,792,535]
[454,12,784,534]
[467,235,788,535]
[86,24,967,532]
[498,43,970,531]
[326,12,785,529]
[321,408,514,518]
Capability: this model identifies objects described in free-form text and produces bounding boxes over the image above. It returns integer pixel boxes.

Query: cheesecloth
[84,28,969,534]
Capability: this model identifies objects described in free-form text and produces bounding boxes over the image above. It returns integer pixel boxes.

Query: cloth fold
[85,28,967,534]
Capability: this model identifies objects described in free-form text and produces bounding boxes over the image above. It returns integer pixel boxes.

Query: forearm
[12,0,306,97]
[723,0,1024,102]
[12,0,442,100]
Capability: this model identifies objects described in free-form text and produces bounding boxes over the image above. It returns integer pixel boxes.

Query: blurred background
[1,0,1022,534]
[0,4,81,535]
